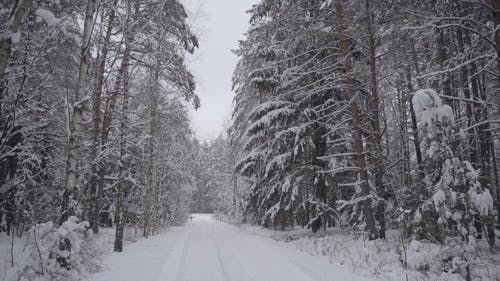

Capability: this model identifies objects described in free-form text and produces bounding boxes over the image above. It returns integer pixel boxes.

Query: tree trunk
[114,37,131,253]
[232,172,238,216]
[0,0,33,81]
[492,0,500,79]
[89,7,116,233]
[396,83,412,188]
[143,61,159,238]
[456,28,477,164]
[491,142,500,224]
[92,54,127,233]
[365,0,386,239]
[408,39,425,200]
[114,0,135,251]
[0,0,32,126]
[60,0,96,225]
[335,0,377,240]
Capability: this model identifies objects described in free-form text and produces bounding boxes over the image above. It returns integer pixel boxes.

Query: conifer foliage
[230,0,500,250]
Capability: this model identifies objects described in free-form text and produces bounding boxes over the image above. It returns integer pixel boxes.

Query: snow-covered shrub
[406,238,500,281]
[406,239,467,275]
[12,217,93,281]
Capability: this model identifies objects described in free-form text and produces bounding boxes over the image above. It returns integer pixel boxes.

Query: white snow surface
[90,214,376,281]
[35,8,60,26]
[239,226,500,281]
[0,31,21,44]
[412,89,454,126]
[432,189,446,207]
[471,189,494,216]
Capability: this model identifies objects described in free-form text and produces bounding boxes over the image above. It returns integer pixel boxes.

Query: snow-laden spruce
[411,89,495,249]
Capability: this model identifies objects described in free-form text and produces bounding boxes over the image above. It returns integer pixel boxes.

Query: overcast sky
[183,0,259,140]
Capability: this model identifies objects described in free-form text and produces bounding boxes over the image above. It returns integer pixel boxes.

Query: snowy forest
[0,0,500,281]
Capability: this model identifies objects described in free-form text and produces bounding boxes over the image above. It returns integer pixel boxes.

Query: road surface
[90,214,375,281]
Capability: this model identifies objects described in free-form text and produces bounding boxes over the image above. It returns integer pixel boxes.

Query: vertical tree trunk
[232,172,237,216]
[143,61,159,238]
[365,0,386,239]
[469,61,493,188]
[60,0,96,225]
[408,39,425,199]
[492,0,500,79]
[335,0,377,240]
[114,0,134,251]
[92,55,127,233]
[396,83,412,188]
[89,7,116,233]
[311,123,328,231]
[491,142,500,224]
[0,0,32,127]
[0,0,33,81]
[456,27,476,163]
[114,38,131,253]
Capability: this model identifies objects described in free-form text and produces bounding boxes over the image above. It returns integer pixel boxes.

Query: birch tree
[59,0,96,224]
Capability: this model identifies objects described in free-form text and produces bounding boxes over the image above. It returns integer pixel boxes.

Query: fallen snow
[433,189,446,207]
[471,189,494,216]
[240,226,500,281]
[0,225,141,281]
[90,214,376,281]
[412,89,454,127]
[5,216,497,281]
[0,31,21,44]
[35,8,61,26]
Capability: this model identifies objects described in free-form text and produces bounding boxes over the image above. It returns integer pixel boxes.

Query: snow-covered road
[90,214,376,281]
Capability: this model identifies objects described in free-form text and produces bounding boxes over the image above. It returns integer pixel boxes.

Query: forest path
[90,214,375,281]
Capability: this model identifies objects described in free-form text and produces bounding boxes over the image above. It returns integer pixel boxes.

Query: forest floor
[89,214,376,281]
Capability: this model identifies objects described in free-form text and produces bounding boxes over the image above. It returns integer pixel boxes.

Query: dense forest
[0,0,499,281]
[227,0,500,244]
[0,0,200,252]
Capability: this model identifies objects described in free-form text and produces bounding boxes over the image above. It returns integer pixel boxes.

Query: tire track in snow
[212,224,285,281]
[214,237,258,281]
[174,227,193,281]
[208,231,231,281]
[154,225,193,281]
[225,225,324,281]
[93,216,378,281]
[287,255,329,281]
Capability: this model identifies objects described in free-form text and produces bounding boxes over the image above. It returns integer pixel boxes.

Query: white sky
[183,0,259,140]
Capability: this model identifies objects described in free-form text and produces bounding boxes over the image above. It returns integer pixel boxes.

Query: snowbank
[240,225,500,281]
[0,219,145,281]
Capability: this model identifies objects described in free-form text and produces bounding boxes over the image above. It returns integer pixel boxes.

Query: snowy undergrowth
[0,218,145,281]
[241,225,500,281]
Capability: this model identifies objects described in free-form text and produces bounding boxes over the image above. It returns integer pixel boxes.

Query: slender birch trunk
[60,0,96,225]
